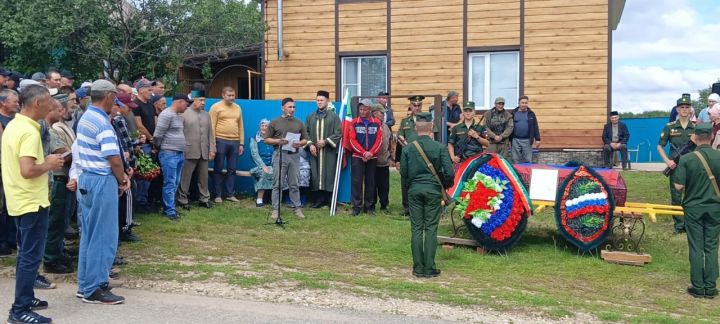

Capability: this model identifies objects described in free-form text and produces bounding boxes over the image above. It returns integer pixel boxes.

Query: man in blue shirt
[75,80,129,305]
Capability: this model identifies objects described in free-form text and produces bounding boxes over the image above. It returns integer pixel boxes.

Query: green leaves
[0,0,265,84]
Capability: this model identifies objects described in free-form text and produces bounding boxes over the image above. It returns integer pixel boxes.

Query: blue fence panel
[181,98,351,203]
[623,117,668,163]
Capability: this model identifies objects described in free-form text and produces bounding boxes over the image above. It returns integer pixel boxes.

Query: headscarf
[256,118,270,142]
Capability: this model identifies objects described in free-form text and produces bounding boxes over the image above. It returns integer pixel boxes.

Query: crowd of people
[1,64,719,323]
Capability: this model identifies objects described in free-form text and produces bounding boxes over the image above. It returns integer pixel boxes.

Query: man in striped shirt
[75,79,129,305]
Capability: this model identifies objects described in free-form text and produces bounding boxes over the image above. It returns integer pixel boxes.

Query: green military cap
[677,96,691,106]
[372,103,384,113]
[695,122,713,135]
[408,95,425,103]
[494,97,505,104]
[463,101,475,110]
[415,112,432,122]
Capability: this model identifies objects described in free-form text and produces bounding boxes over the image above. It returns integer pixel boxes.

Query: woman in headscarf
[708,103,720,149]
[249,119,274,207]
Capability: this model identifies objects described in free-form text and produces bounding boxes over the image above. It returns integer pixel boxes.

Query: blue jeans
[214,139,239,198]
[159,150,184,217]
[77,173,118,298]
[12,207,49,315]
[135,144,152,206]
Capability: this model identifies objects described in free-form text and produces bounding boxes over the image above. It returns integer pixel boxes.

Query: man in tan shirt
[209,86,244,203]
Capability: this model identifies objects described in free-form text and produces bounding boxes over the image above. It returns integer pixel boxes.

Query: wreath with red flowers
[555,165,615,251]
[451,153,533,252]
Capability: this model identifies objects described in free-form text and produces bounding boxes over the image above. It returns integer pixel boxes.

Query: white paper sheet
[282,132,301,152]
[529,168,559,201]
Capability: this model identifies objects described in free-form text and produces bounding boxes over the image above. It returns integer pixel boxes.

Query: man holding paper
[264,98,309,221]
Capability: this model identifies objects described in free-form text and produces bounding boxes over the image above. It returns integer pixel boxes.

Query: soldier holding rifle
[658,95,695,234]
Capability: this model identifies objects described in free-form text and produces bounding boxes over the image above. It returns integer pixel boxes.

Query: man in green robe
[306,90,342,208]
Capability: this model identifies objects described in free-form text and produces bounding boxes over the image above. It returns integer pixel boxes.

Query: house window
[341,56,387,98]
[468,52,519,110]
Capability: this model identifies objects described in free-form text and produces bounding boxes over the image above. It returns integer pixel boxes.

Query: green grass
[17,170,717,322]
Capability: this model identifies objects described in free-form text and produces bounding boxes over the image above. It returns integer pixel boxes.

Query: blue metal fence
[622,117,668,163]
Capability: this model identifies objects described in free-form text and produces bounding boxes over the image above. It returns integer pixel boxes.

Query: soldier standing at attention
[658,96,695,234]
[482,97,514,160]
[401,112,454,278]
[305,90,342,208]
[449,101,488,164]
[673,123,720,299]
[397,95,424,216]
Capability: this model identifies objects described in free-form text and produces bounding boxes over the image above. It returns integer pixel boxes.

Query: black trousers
[351,157,377,212]
[602,143,628,168]
[373,166,390,209]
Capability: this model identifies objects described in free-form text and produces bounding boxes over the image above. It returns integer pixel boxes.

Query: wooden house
[261,0,626,149]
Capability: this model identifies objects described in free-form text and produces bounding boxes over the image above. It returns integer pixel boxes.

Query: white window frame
[341,55,387,98]
[467,51,520,110]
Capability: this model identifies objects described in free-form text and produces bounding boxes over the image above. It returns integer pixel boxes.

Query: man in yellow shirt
[209,87,245,203]
[2,84,64,324]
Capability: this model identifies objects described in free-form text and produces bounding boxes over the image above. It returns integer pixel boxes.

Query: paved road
[0,279,452,324]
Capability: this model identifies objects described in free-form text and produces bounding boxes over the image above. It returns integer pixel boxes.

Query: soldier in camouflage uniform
[482,97,513,160]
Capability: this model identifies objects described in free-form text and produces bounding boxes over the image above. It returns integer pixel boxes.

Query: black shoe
[119,231,141,242]
[167,214,180,222]
[7,310,52,324]
[674,228,686,234]
[113,256,127,266]
[199,201,212,208]
[351,210,361,217]
[44,261,73,274]
[367,209,376,216]
[82,287,125,305]
[34,275,56,289]
[179,203,191,211]
[412,271,427,278]
[29,297,48,310]
[64,226,79,239]
[427,269,441,277]
[310,200,327,208]
[687,286,704,298]
[401,209,410,217]
[0,243,12,257]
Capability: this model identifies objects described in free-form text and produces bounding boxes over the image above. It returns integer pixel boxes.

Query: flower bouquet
[555,165,614,251]
[134,152,161,181]
[449,153,533,252]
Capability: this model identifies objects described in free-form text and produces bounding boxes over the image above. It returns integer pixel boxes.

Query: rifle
[663,141,696,176]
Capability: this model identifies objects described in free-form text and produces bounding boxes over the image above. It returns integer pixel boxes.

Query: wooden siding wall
[523,0,608,148]
[467,0,520,47]
[390,0,464,121]
[339,2,387,52]
[263,0,611,148]
[264,0,336,100]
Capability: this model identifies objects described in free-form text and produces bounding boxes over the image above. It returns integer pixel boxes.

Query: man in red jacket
[348,99,383,216]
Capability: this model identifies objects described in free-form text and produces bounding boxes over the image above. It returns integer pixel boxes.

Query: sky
[612,0,720,113]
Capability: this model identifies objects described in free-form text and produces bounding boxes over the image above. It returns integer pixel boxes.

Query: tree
[692,79,719,114]
[0,0,264,85]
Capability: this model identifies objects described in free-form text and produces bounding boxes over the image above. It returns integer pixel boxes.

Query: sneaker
[76,291,84,298]
[214,197,222,203]
[44,261,73,274]
[7,310,52,324]
[34,275,56,289]
[29,297,48,310]
[255,202,264,208]
[294,208,305,219]
[226,196,239,202]
[271,210,278,221]
[82,287,125,305]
